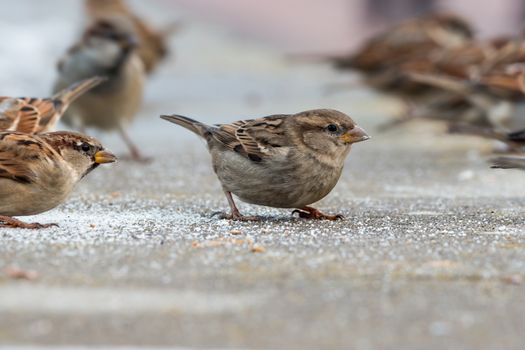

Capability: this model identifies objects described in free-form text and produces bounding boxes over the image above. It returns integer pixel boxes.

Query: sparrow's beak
[340,126,370,144]
[94,150,117,164]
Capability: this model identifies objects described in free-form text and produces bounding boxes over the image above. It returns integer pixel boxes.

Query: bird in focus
[0,77,105,134]
[0,131,116,229]
[161,109,369,221]
[54,20,147,161]
[85,0,178,75]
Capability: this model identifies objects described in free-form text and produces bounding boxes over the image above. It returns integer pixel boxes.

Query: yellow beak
[340,126,370,144]
[94,150,117,164]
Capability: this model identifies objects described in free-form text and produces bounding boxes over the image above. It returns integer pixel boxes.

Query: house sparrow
[54,20,146,161]
[161,109,369,221]
[85,0,177,74]
[334,13,473,73]
[0,131,116,229]
[0,77,104,134]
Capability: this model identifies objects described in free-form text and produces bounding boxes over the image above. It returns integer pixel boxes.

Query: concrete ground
[1,1,525,349]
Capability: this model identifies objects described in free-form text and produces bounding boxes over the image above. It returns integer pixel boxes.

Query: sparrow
[0,77,104,134]
[161,109,369,221]
[0,131,116,229]
[54,20,146,161]
[327,13,473,95]
[85,0,177,74]
[334,13,473,73]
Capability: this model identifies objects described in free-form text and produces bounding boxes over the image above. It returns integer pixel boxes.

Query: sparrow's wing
[0,98,22,131]
[0,98,41,134]
[0,132,54,184]
[214,115,291,162]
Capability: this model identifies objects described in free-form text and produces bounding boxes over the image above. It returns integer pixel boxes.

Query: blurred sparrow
[85,0,178,74]
[319,13,474,101]
[54,20,147,161]
[334,13,473,73]
[0,131,116,229]
[0,77,104,134]
[161,109,369,221]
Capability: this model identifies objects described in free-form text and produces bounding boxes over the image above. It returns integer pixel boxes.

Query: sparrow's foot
[292,207,344,221]
[212,211,260,222]
[0,216,58,229]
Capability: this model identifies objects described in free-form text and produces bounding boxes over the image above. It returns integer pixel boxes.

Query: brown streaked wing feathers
[0,133,53,184]
[213,115,290,161]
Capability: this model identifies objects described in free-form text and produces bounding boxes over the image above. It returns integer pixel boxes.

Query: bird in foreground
[0,77,105,134]
[55,20,146,161]
[0,131,116,229]
[85,0,178,75]
[161,109,369,221]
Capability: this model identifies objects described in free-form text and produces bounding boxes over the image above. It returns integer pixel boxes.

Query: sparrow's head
[39,131,116,179]
[291,109,369,159]
[83,19,138,68]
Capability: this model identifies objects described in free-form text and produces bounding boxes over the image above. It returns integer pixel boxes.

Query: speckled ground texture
[1,1,525,350]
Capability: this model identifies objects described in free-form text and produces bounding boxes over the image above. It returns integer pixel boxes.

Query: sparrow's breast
[212,148,343,209]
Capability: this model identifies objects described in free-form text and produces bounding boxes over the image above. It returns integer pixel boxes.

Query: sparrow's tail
[160,114,212,138]
[491,156,525,170]
[53,76,106,107]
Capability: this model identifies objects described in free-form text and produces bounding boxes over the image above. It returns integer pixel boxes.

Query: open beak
[94,150,117,164]
[340,126,370,144]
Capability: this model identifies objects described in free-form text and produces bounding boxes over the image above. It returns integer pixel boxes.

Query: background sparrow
[161,109,369,221]
[0,131,116,229]
[0,77,104,134]
[326,13,474,97]
[85,0,178,75]
[54,20,146,161]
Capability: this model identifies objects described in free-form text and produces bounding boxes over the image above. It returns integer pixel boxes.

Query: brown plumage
[161,109,370,221]
[327,13,474,96]
[0,131,116,229]
[0,77,104,134]
[335,13,473,73]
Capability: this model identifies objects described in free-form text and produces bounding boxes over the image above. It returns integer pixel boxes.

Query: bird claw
[0,216,58,230]
[292,208,344,221]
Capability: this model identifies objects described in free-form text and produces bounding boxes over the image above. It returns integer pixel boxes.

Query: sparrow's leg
[118,125,151,163]
[0,216,58,229]
[217,192,259,221]
[292,206,344,221]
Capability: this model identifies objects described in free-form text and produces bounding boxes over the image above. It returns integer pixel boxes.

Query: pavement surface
[1,1,525,349]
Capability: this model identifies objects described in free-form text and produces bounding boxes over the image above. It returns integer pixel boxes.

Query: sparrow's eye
[81,143,91,153]
[326,124,339,133]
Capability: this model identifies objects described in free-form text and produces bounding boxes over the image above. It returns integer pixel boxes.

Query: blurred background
[165,0,525,52]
